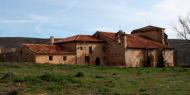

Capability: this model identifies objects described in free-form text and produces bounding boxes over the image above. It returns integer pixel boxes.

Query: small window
[63,56,67,61]
[49,56,53,61]
[79,47,83,50]
[89,46,92,54]
[102,47,106,53]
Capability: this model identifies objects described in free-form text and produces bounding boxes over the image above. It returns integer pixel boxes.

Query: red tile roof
[126,34,169,49]
[55,35,105,43]
[97,31,171,49]
[132,25,165,34]
[23,44,74,55]
[96,31,117,42]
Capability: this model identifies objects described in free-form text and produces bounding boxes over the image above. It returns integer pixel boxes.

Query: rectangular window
[63,56,67,61]
[49,56,53,61]
[89,46,92,54]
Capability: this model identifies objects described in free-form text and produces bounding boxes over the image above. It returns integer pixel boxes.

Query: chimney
[123,32,127,48]
[50,36,54,45]
[161,29,166,45]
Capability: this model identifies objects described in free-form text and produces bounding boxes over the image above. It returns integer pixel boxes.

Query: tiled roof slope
[97,31,171,49]
[23,44,74,55]
[132,25,165,34]
[55,35,105,43]
[127,34,169,49]
[96,32,116,42]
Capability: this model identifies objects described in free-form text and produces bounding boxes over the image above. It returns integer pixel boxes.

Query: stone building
[13,26,176,67]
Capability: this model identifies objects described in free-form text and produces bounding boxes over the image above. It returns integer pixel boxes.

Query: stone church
[14,26,176,67]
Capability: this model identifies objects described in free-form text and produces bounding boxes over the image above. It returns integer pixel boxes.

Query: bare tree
[173,15,190,41]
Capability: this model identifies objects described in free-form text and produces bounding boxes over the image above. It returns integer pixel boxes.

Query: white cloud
[125,0,190,38]
[1,0,190,38]
[154,0,190,16]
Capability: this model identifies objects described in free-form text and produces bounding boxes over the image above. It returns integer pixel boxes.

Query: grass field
[0,62,189,95]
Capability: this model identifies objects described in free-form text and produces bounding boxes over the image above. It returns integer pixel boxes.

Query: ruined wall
[35,54,75,64]
[14,47,35,62]
[94,32,126,66]
[0,48,17,53]
[76,43,105,65]
[105,42,125,66]
[163,49,176,67]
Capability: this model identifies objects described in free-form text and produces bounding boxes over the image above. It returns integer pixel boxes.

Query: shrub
[75,72,84,77]
[95,75,104,79]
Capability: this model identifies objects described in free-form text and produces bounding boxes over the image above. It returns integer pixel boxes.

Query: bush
[75,72,84,77]
[40,73,61,82]
[95,75,104,79]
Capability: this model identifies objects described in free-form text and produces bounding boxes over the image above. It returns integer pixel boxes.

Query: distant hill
[0,37,189,66]
[0,37,50,48]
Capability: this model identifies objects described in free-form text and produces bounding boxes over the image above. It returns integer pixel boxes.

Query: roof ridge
[75,35,80,40]
[23,44,52,46]
[98,31,116,34]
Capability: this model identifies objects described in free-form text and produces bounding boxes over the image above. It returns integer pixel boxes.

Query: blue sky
[0,0,190,38]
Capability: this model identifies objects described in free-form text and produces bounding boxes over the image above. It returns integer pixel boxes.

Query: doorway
[145,54,154,67]
[95,57,101,66]
[85,56,90,64]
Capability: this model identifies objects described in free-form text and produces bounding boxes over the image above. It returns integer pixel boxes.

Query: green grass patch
[0,62,189,95]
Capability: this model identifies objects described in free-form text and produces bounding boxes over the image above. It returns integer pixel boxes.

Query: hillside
[0,63,189,95]
[0,37,50,48]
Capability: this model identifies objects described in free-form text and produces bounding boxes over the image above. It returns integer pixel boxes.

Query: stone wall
[125,49,175,67]
[125,49,145,67]
[163,49,176,67]
[35,54,75,64]
[106,42,125,66]
[94,32,126,66]
[147,49,159,67]
[14,47,35,62]
[76,43,105,65]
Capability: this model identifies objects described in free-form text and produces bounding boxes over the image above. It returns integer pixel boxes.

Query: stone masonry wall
[14,47,35,62]
[35,54,75,64]
[76,43,105,65]
[163,49,176,67]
